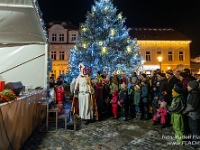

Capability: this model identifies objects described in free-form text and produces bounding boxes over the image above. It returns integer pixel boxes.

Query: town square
[0,0,200,150]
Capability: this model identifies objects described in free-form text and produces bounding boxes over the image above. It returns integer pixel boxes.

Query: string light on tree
[110,28,116,36]
[101,47,108,55]
[126,46,132,53]
[99,41,103,46]
[118,13,122,19]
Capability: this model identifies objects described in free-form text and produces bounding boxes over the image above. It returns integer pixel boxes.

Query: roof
[0,0,47,44]
[46,21,79,30]
[129,28,191,41]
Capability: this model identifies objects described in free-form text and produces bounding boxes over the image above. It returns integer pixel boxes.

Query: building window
[179,51,184,61]
[53,70,56,78]
[157,51,162,56]
[71,34,76,42]
[146,51,151,61]
[60,51,65,60]
[168,51,173,61]
[59,34,64,41]
[51,51,56,60]
[52,33,57,41]
[59,70,64,75]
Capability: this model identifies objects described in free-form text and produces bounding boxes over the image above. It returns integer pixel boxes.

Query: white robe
[75,75,93,119]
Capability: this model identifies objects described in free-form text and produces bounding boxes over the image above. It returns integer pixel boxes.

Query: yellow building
[129,28,192,74]
[47,21,78,79]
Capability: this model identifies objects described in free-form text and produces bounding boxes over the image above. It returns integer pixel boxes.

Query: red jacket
[56,86,65,102]
[111,90,118,108]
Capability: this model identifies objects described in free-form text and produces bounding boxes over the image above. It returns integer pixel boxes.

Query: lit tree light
[126,46,132,53]
[99,41,103,45]
[102,47,107,55]
[110,28,116,36]
[118,13,122,19]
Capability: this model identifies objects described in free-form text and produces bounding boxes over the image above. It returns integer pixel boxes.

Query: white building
[48,21,78,79]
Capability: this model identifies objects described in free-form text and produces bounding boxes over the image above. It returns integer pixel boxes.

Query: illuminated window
[146,51,151,61]
[52,33,57,41]
[59,34,64,41]
[71,34,76,42]
[51,51,56,60]
[168,51,173,61]
[60,51,65,60]
[179,51,184,61]
[59,70,64,75]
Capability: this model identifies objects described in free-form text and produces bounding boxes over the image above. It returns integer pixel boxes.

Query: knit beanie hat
[179,72,188,78]
[173,82,182,94]
[160,101,167,108]
[188,80,199,90]
[141,73,146,78]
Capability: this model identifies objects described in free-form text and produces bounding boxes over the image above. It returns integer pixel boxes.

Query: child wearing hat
[133,85,141,120]
[118,82,128,121]
[168,82,184,144]
[153,101,167,128]
[183,80,200,149]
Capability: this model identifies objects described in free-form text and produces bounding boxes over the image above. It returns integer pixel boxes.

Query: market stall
[0,0,49,149]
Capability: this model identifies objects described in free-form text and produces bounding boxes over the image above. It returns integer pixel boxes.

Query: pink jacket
[111,90,118,108]
[153,107,167,124]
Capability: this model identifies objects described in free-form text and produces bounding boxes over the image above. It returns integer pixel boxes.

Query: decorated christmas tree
[65,0,143,82]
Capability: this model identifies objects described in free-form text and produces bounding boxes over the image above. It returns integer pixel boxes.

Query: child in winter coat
[118,82,128,121]
[110,90,119,119]
[153,101,167,128]
[133,85,141,120]
[55,80,65,114]
[168,82,184,144]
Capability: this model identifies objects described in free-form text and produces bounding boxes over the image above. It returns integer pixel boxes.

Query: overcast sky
[38,0,200,58]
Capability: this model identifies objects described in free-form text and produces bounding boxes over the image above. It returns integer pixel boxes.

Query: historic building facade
[48,21,78,79]
[48,23,191,77]
[129,28,191,74]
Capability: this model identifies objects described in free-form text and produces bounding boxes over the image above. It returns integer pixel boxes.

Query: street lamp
[157,56,162,70]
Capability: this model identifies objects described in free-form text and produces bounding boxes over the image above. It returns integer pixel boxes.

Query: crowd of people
[50,66,200,149]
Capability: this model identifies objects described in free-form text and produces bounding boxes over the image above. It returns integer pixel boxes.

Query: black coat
[183,89,200,119]
[166,75,180,94]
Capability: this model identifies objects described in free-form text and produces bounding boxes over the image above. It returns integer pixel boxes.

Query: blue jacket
[141,83,149,103]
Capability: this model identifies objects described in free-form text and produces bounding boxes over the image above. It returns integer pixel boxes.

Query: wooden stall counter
[0,90,48,150]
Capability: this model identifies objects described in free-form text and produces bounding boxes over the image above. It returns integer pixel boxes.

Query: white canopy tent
[0,0,48,89]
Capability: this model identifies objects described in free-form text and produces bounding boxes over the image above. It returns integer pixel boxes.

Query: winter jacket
[168,94,184,113]
[141,83,149,103]
[119,89,127,104]
[166,75,180,94]
[181,77,190,102]
[55,86,65,102]
[133,90,141,105]
[183,89,200,120]
[158,78,167,93]
[111,90,118,108]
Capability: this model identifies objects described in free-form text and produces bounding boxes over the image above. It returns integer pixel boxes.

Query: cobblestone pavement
[22,114,196,150]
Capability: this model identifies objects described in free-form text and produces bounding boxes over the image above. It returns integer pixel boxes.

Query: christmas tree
[65,0,143,83]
